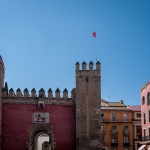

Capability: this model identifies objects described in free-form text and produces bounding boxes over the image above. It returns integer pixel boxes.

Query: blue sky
[0,0,150,105]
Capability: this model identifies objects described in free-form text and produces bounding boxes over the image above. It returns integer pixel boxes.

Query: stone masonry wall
[76,61,101,150]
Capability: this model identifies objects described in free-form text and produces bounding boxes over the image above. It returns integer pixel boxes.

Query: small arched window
[147,92,150,105]
[142,96,145,105]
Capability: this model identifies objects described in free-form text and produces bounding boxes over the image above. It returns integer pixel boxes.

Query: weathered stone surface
[75,62,101,150]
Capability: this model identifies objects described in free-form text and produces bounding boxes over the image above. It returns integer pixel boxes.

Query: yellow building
[100,99,133,150]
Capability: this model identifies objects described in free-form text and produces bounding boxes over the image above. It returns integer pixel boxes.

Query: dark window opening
[148,93,150,105]
[142,96,145,105]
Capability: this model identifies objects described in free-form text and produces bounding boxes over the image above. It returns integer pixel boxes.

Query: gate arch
[26,124,55,150]
[34,131,50,150]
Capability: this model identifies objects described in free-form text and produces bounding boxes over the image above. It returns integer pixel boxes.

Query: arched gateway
[26,124,55,150]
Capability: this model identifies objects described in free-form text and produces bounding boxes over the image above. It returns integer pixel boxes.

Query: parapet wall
[2,87,76,104]
[75,61,101,76]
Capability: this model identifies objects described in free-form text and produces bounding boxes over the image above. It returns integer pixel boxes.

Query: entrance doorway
[27,124,54,150]
[34,132,51,150]
[37,133,50,150]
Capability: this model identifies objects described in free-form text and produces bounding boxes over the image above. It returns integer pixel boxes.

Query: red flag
[92,32,96,38]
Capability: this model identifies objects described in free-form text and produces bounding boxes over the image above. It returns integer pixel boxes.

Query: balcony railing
[111,143,118,147]
[100,118,131,122]
[134,136,150,142]
[134,135,142,141]
[123,130,130,135]
[142,135,150,141]
[110,131,118,134]
[123,143,130,147]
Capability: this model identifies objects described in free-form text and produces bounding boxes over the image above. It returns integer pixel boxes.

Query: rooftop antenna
[108,92,110,102]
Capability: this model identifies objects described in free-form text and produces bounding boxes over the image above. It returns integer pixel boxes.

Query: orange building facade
[100,100,133,150]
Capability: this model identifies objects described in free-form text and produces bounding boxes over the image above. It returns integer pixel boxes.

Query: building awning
[138,145,146,150]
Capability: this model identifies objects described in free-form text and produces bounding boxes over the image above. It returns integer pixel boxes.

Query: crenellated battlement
[75,61,101,76]
[76,61,101,70]
[2,87,76,101]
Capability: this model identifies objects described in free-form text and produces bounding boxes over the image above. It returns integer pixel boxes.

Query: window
[101,136,104,144]
[38,101,45,110]
[111,126,117,134]
[148,93,150,105]
[124,136,129,143]
[149,110,150,122]
[111,137,117,143]
[124,126,129,135]
[100,114,104,122]
[124,114,128,122]
[101,125,104,134]
[142,96,145,105]
[136,113,141,118]
[112,114,116,122]
[144,113,146,124]
[136,126,142,139]
[144,129,146,138]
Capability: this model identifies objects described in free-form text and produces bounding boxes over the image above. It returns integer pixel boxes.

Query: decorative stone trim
[26,123,56,150]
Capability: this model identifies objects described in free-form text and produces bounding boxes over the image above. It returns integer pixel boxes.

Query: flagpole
[94,37,97,62]
[92,32,97,63]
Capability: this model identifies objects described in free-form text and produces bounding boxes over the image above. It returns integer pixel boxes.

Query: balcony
[142,135,150,141]
[110,131,118,134]
[123,143,130,147]
[134,135,142,141]
[111,143,118,147]
[134,136,150,142]
[100,118,130,123]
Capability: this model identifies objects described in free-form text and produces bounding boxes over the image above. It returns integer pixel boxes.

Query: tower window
[86,76,88,82]
[38,102,45,110]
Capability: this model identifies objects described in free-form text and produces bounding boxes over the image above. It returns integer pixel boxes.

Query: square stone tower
[75,61,101,150]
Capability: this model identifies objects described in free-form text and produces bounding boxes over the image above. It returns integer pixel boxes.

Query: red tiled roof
[128,106,141,111]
